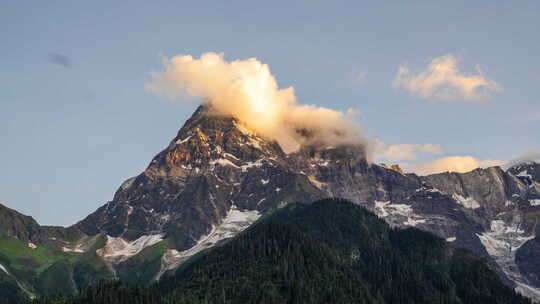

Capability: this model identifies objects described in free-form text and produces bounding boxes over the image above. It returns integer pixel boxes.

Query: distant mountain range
[1,104,539,302]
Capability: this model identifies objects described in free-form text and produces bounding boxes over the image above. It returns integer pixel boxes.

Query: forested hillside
[33,199,530,304]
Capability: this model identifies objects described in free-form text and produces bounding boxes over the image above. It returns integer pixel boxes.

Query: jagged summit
[74,104,331,251]
[145,104,286,177]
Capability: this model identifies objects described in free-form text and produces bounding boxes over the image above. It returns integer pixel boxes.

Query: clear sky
[1,1,539,226]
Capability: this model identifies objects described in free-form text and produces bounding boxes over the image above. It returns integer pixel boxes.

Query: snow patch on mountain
[62,234,102,254]
[517,171,533,179]
[62,246,85,253]
[210,158,239,168]
[0,264,10,275]
[155,205,260,280]
[477,220,533,257]
[416,187,442,194]
[374,201,391,217]
[530,199,540,206]
[477,219,539,301]
[374,201,425,227]
[452,194,481,209]
[176,135,192,145]
[403,217,427,227]
[240,159,265,172]
[97,234,164,263]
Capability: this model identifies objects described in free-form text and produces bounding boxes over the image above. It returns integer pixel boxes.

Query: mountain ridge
[1,104,540,300]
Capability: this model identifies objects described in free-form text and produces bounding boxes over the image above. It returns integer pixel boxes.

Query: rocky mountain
[1,103,540,301]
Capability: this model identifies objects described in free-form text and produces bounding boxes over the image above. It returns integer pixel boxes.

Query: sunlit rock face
[75,105,325,251]
[73,104,540,300]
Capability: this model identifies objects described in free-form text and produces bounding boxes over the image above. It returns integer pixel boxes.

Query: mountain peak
[76,104,323,250]
[143,103,286,179]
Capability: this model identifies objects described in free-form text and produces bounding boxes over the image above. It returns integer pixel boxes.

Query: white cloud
[402,156,503,176]
[370,139,442,162]
[383,144,442,161]
[146,52,365,153]
[393,54,502,102]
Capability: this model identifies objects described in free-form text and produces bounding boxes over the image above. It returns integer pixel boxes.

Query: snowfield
[97,234,164,263]
[476,220,538,300]
[155,205,260,280]
[452,194,481,209]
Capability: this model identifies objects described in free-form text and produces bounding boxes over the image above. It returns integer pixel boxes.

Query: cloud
[47,53,72,67]
[146,52,365,153]
[503,150,540,169]
[369,139,441,162]
[382,144,442,161]
[401,156,503,176]
[393,54,502,102]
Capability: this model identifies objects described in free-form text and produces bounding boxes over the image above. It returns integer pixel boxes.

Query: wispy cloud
[393,54,501,102]
[47,53,72,67]
[402,156,503,175]
[382,144,442,161]
[370,139,442,162]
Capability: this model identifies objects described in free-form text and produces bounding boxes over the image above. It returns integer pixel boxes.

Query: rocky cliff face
[0,204,44,244]
[3,104,539,300]
[75,105,324,253]
[419,165,540,299]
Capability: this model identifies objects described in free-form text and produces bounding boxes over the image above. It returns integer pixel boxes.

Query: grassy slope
[0,233,114,298]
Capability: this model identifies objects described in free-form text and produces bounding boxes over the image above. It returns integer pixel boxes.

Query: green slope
[0,202,116,301]
[0,233,114,301]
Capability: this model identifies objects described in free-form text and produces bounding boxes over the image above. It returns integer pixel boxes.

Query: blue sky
[1,1,539,226]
